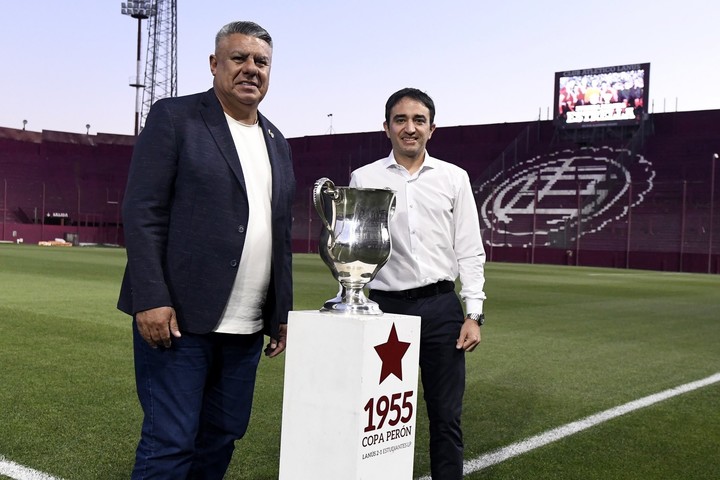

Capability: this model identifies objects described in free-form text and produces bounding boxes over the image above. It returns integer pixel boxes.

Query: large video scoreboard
[554,62,650,128]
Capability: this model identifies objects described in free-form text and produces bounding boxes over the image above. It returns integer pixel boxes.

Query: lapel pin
[268,129,274,138]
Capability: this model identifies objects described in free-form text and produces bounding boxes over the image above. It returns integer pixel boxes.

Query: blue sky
[1,0,717,138]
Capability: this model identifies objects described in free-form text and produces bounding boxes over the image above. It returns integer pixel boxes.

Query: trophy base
[321,294,383,315]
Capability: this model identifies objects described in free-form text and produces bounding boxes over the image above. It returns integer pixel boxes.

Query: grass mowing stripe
[0,456,63,480]
[419,372,720,479]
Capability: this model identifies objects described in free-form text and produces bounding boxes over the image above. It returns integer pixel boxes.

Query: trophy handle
[313,177,336,233]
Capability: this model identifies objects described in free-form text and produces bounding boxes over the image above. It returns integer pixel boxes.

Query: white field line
[418,372,720,480]
[0,456,63,480]
[2,374,719,480]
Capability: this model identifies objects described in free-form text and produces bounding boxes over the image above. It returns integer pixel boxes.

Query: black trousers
[370,289,465,480]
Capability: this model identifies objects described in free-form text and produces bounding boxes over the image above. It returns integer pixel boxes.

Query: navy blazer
[117,89,295,339]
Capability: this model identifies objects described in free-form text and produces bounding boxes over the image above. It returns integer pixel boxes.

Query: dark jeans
[370,290,466,480]
[131,320,263,480]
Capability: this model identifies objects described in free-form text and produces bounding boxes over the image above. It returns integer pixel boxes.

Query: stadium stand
[1,109,718,272]
[0,127,133,246]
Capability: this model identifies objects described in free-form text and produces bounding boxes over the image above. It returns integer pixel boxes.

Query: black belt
[371,280,455,300]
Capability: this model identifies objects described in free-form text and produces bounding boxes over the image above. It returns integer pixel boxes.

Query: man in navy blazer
[118,21,295,479]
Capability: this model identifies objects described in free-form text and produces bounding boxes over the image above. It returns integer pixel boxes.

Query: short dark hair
[215,21,273,49]
[385,88,435,125]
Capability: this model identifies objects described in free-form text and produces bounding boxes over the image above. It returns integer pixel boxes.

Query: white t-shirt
[214,115,273,333]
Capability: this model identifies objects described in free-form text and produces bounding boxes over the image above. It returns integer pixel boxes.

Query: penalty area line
[418,372,720,480]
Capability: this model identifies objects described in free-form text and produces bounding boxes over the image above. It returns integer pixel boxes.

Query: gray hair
[215,21,273,49]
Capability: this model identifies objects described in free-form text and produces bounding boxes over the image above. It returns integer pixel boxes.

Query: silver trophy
[313,177,396,315]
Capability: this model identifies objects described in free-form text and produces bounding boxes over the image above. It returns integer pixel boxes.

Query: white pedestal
[279,310,421,480]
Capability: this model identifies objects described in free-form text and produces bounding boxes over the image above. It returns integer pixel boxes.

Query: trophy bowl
[313,177,396,315]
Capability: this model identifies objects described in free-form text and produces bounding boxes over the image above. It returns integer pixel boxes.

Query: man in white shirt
[350,88,486,480]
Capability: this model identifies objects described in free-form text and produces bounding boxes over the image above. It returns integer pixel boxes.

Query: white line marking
[0,456,63,480]
[418,372,720,480]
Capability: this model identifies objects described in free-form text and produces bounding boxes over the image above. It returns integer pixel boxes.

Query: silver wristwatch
[465,313,485,325]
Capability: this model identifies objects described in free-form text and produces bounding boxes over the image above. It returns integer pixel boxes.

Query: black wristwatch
[465,313,485,326]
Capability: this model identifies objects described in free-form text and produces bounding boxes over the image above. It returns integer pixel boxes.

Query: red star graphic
[374,323,411,384]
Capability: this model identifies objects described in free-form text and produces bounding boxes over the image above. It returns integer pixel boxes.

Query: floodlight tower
[140,0,177,133]
[121,1,156,136]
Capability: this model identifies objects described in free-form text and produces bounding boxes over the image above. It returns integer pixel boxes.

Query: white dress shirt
[350,151,486,314]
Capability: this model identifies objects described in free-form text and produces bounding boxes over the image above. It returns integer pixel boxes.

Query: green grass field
[1,245,719,479]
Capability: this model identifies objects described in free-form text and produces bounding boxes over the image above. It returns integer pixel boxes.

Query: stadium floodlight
[121,1,157,136]
[121,1,156,19]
